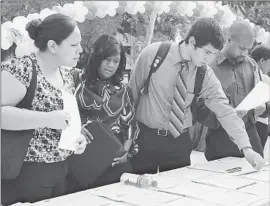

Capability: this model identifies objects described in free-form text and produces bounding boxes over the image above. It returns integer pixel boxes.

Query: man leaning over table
[129,18,265,175]
[204,21,268,161]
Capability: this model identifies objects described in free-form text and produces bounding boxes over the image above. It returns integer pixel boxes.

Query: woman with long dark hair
[68,34,139,191]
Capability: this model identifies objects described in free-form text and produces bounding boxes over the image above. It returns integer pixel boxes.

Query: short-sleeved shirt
[1,53,75,163]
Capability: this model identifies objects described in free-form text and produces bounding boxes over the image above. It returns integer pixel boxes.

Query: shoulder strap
[194,65,207,96]
[17,57,37,109]
[258,67,262,81]
[141,42,172,95]
[191,65,207,125]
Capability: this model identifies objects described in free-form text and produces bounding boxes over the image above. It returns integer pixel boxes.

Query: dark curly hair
[250,45,270,62]
[83,34,126,86]
[184,18,225,50]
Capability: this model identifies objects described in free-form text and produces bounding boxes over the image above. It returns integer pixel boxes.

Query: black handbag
[68,120,125,188]
[1,57,37,180]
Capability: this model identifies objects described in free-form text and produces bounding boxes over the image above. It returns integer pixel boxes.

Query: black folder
[68,120,125,188]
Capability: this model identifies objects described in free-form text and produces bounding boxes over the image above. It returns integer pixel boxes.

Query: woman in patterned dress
[1,14,90,205]
[68,34,139,190]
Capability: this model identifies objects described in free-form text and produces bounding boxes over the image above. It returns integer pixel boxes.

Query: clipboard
[68,120,124,188]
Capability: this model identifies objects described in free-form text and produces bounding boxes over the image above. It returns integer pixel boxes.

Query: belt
[138,122,171,136]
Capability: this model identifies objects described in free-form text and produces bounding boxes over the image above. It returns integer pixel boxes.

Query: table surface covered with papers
[13,157,269,206]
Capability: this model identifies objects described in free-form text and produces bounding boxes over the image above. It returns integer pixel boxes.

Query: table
[12,157,269,206]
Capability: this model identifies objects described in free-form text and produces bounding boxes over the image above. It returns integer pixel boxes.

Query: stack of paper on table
[149,173,215,189]
[88,183,180,206]
[189,157,269,176]
[239,182,269,198]
[108,203,133,206]
[23,191,114,206]
[148,175,187,189]
[193,173,256,189]
[158,180,227,198]
[228,161,269,176]
[245,198,270,206]
[188,157,247,173]
[158,167,214,180]
[198,190,263,206]
[242,169,270,182]
[162,197,223,206]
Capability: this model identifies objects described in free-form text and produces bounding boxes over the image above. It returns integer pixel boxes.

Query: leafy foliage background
[1,1,269,66]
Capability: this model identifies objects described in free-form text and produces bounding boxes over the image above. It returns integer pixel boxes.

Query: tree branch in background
[237,2,247,17]
[144,7,157,47]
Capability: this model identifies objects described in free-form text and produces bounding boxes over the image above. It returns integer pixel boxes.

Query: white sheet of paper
[189,157,269,175]
[199,190,262,206]
[159,167,214,180]
[162,197,222,206]
[159,180,225,197]
[239,182,269,198]
[89,183,179,206]
[242,170,270,182]
[120,189,180,206]
[236,81,270,111]
[29,189,114,206]
[229,162,269,176]
[88,183,134,201]
[108,203,132,206]
[42,195,111,206]
[188,157,244,173]
[152,175,187,189]
[193,174,256,190]
[58,91,81,151]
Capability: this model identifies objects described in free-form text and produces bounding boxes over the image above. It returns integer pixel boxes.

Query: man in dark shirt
[205,21,267,161]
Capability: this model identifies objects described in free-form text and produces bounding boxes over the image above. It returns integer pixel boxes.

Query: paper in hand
[58,91,81,151]
[236,81,269,111]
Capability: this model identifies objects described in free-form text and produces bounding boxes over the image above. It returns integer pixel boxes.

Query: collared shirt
[72,68,139,144]
[210,52,264,124]
[129,42,252,150]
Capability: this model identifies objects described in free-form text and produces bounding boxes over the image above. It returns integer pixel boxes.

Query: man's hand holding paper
[236,81,269,112]
[236,103,266,118]
[254,103,267,116]
[236,110,248,118]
